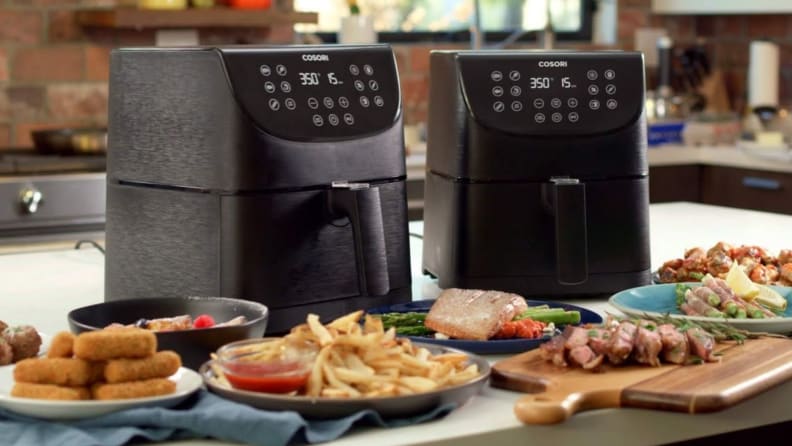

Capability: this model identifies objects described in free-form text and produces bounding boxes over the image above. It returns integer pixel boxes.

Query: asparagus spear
[376,312,435,336]
[675,284,692,306]
[377,312,426,326]
[514,307,581,325]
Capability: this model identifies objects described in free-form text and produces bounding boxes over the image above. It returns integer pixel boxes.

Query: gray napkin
[0,390,456,446]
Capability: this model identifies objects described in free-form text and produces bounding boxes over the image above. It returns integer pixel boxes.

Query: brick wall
[1,0,791,150]
[0,0,293,149]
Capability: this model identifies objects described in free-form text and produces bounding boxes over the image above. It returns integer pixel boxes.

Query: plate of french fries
[200,310,490,419]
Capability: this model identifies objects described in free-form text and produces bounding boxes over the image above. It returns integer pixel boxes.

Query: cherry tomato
[193,314,216,329]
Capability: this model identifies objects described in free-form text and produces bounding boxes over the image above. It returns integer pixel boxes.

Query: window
[295,0,594,43]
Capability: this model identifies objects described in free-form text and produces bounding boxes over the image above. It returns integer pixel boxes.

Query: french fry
[363,314,384,334]
[399,376,439,393]
[306,345,332,397]
[322,364,361,397]
[343,353,374,375]
[334,333,380,348]
[307,314,334,346]
[333,367,390,384]
[428,362,454,381]
[399,353,432,371]
[327,310,364,333]
[432,353,469,365]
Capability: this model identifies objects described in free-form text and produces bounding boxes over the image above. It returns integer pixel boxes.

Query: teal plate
[609,283,792,334]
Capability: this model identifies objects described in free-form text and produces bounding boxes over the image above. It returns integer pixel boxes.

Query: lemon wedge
[756,285,788,312]
[725,263,760,300]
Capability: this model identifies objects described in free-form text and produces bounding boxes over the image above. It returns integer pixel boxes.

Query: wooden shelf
[75,7,318,29]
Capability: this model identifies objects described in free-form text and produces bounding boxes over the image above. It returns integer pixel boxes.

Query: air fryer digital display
[456,52,645,136]
[221,46,401,141]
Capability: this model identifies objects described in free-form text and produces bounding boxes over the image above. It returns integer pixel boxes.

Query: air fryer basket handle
[552,179,588,285]
[329,183,390,296]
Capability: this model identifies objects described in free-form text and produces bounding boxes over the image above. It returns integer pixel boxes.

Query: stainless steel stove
[0,152,106,245]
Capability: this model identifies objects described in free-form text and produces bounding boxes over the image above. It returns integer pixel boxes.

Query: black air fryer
[105,45,411,333]
[423,50,651,296]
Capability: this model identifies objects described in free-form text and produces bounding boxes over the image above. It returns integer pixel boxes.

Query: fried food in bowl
[68,297,268,370]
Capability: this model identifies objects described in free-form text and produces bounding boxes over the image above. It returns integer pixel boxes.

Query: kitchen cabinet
[649,164,792,215]
[649,165,701,204]
[701,166,792,215]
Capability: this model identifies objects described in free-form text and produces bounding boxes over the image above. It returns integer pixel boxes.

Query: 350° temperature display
[298,72,343,86]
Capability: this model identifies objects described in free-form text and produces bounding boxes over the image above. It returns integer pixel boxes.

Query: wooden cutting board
[490,337,792,424]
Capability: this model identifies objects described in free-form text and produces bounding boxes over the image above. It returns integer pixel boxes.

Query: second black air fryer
[423,51,652,296]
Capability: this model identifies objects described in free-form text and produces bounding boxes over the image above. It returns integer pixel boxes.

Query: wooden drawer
[649,165,701,203]
[701,166,792,214]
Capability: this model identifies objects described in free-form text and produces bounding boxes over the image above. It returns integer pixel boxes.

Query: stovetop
[0,152,106,175]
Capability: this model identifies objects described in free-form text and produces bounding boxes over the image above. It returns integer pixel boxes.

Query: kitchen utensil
[491,337,792,424]
[67,296,269,370]
[31,127,107,155]
[365,299,603,354]
[423,50,651,297]
[748,40,780,114]
[105,45,410,334]
[200,342,490,419]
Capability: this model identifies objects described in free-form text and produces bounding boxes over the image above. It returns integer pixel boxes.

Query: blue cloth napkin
[0,390,457,446]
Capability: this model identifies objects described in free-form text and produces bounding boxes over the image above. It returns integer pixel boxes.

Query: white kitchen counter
[2,202,792,445]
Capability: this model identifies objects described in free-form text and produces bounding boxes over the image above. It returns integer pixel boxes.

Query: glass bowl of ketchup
[216,338,317,394]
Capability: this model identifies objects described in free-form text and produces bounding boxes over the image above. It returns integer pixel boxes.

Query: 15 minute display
[299,72,343,86]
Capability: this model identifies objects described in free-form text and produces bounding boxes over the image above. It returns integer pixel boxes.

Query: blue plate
[609,283,792,334]
[366,300,603,355]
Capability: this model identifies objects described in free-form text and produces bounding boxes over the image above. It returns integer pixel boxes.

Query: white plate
[0,366,202,420]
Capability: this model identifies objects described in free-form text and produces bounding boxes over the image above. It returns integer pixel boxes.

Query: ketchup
[223,361,309,393]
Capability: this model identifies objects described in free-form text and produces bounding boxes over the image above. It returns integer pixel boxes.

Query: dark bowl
[67,297,268,370]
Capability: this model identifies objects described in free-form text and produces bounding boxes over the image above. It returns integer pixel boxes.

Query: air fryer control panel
[457,52,644,136]
[221,45,401,141]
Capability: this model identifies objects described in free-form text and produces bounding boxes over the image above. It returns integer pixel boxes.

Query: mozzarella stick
[12,382,91,400]
[13,357,104,386]
[104,350,181,383]
[74,328,156,360]
[92,378,177,400]
[47,331,76,358]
